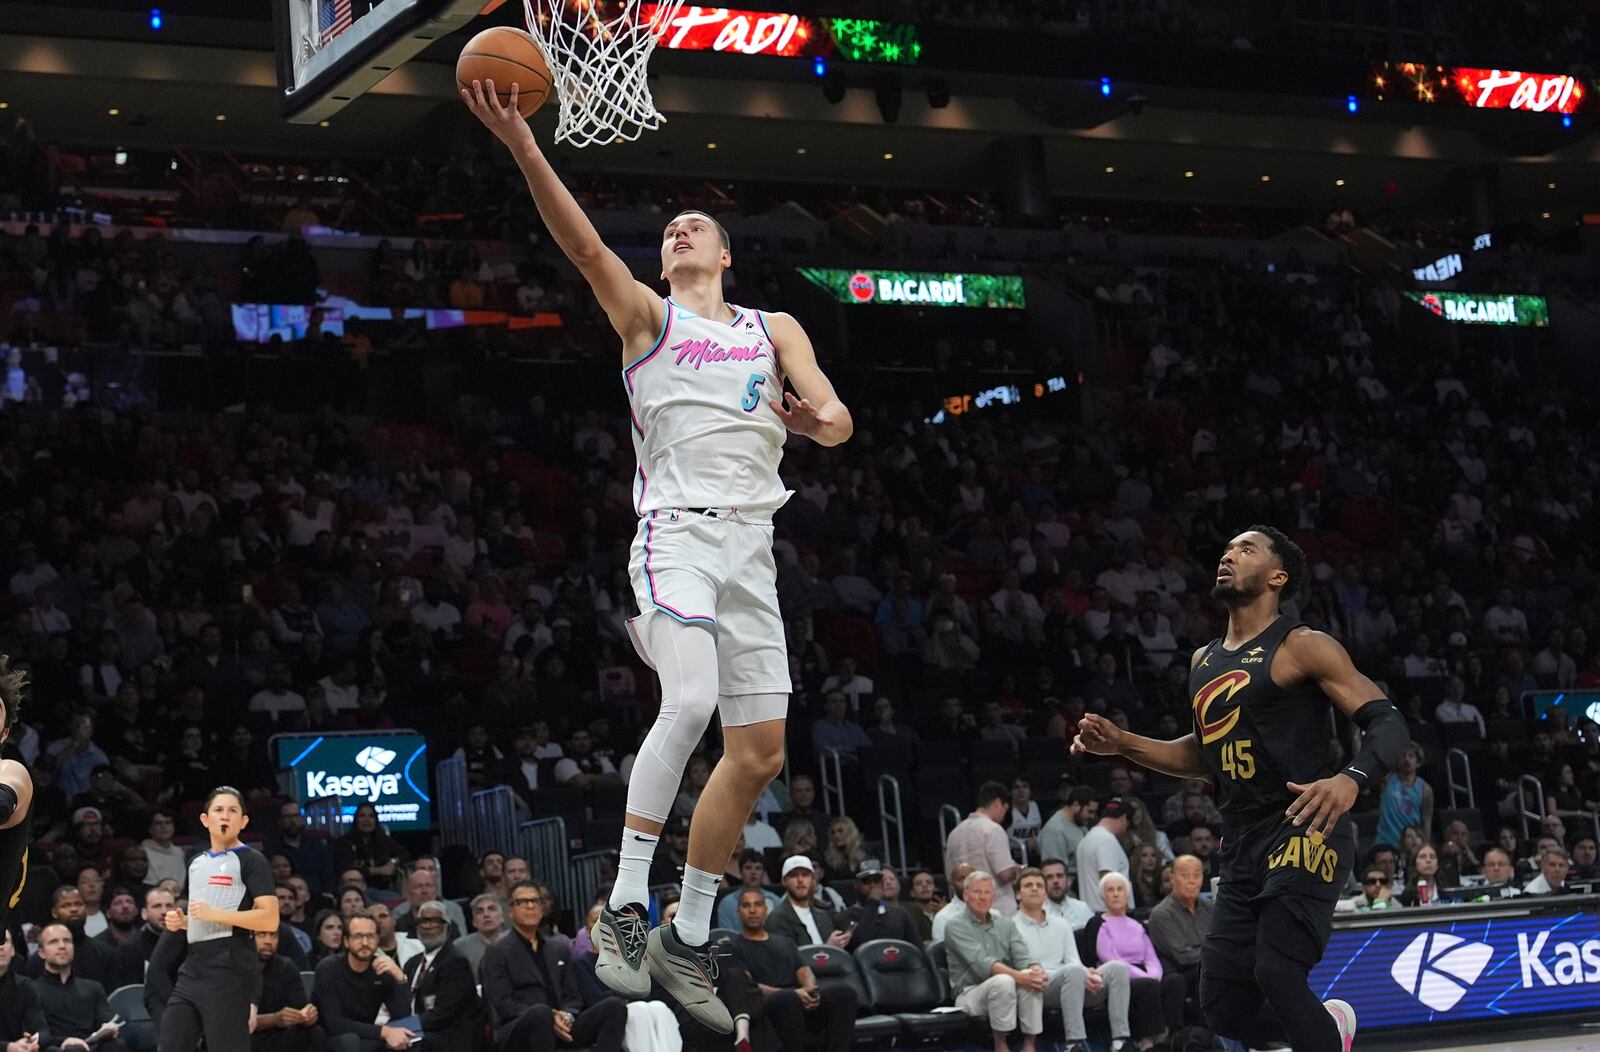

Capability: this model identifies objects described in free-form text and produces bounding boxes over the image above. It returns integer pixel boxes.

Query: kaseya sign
[1404,291,1548,327]
[274,731,431,831]
[1312,907,1600,1027]
[798,268,1026,309]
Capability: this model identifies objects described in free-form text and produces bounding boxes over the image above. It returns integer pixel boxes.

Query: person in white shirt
[1523,847,1569,895]
[1133,608,1177,671]
[9,542,58,604]
[742,809,782,853]
[931,864,974,942]
[818,656,874,715]
[413,585,464,639]
[1007,777,1043,855]
[1039,858,1094,931]
[317,660,362,717]
[1080,589,1113,642]
[1013,867,1130,1052]
[26,583,71,635]
[1482,588,1529,644]
[1075,800,1130,913]
[247,662,307,724]
[989,570,1045,625]
[1433,676,1485,737]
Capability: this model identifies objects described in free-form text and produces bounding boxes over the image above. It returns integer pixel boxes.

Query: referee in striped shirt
[158,786,278,1052]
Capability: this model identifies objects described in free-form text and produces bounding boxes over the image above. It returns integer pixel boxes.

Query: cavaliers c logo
[1193,670,1250,744]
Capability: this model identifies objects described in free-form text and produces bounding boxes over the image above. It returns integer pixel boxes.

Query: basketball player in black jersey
[0,657,34,948]
[1074,526,1407,1052]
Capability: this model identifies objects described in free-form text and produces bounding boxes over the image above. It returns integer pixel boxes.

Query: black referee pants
[158,946,259,1052]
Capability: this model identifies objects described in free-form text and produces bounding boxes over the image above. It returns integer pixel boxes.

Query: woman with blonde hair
[824,816,867,877]
[781,819,818,860]
[1119,797,1175,862]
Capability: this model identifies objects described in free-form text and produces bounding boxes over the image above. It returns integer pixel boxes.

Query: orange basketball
[457,26,553,117]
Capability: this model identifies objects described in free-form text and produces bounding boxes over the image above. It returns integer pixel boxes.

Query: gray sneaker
[646,923,733,1033]
[591,902,651,997]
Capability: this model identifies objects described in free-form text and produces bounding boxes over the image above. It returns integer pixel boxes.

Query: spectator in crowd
[742,808,782,854]
[393,866,466,939]
[1524,846,1570,895]
[943,870,1046,1052]
[273,884,314,968]
[1076,798,1131,913]
[550,728,618,788]
[1091,873,1183,1049]
[310,910,347,964]
[311,911,418,1052]
[75,868,107,939]
[1343,866,1397,912]
[1039,785,1097,867]
[1013,867,1130,1052]
[333,805,408,893]
[716,850,782,931]
[367,901,423,969]
[945,782,1021,917]
[251,927,324,1052]
[823,818,868,880]
[765,855,850,949]
[840,859,919,945]
[1007,777,1042,855]
[1375,743,1432,848]
[0,930,47,1052]
[30,923,129,1052]
[140,811,187,892]
[401,900,483,1052]
[1039,858,1093,930]
[671,758,712,820]
[1572,834,1599,880]
[1434,677,1485,737]
[95,886,138,948]
[1437,819,1481,886]
[112,886,173,989]
[476,853,509,905]
[26,887,115,986]
[1145,855,1210,1005]
[1398,844,1442,907]
[810,692,871,763]
[932,864,975,942]
[778,775,830,845]
[906,869,946,943]
[481,881,626,1052]
[453,894,507,981]
[728,888,857,1052]
[269,802,336,899]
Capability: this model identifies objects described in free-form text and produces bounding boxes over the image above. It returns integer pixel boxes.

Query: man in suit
[401,900,482,1052]
[765,856,852,949]
[251,926,326,1052]
[481,881,625,1052]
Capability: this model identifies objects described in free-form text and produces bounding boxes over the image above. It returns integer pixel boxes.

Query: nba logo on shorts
[1389,932,1493,1011]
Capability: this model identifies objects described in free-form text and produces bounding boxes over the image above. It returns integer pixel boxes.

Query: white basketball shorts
[625,507,792,724]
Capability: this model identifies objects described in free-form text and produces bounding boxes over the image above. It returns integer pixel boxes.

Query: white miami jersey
[623,297,789,514]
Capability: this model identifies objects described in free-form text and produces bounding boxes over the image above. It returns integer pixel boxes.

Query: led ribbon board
[798,268,1025,309]
[1369,63,1591,114]
[1404,292,1548,327]
[643,6,920,64]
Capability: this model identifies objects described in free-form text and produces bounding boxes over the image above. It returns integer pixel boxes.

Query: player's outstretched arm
[0,759,31,830]
[461,79,659,346]
[765,312,852,447]
[1280,627,1407,836]
[1071,713,1207,780]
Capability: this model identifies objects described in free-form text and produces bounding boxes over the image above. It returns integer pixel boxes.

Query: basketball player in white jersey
[159,786,278,1051]
[464,80,851,1030]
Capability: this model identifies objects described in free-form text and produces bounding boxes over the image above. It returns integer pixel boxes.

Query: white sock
[609,829,660,911]
[673,864,721,946]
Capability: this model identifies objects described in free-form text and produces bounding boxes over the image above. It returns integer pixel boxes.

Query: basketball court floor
[1364,1030,1600,1051]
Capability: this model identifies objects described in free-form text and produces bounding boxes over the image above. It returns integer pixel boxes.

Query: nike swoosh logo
[632,834,654,842]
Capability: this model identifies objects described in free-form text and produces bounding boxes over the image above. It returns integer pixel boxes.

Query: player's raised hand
[770,391,835,440]
[460,79,536,151]
[1285,773,1360,838]
[1071,713,1124,757]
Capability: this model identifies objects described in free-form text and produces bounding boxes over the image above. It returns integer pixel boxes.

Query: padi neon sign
[643,6,921,65]
[1404,292,1548,327]
[1370,63,1592,114]
[797,268,1025,309]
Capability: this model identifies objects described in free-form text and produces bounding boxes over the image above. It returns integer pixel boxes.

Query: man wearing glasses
[1351,868,1395,912]
[310,911,419,1050]
[401,901,482,1052]
[481,881,626,1052]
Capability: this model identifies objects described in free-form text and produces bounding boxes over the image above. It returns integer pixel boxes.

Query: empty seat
[108,984,150,1023]
[801,943,903,1041]
[923,939,953,1003]
[854,938,972,1042]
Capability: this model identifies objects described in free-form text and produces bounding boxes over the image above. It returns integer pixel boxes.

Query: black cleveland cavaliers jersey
[0,806,31,937]
[1188,617,1336,821]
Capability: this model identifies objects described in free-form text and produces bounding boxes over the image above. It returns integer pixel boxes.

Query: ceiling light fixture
[1335,178,1345,186]
[1260,174,1271,182]
[706,142,717,149]
[215,114,226,121]
[882,152,894,160]
[1104,165,1115,174]
[108,108,120,116]
[1184,170,1194,178]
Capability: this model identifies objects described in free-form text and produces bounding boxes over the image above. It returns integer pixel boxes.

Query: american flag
[319,0,352,46]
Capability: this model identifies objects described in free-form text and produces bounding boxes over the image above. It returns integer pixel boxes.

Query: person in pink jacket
[1093,873,1184,1049]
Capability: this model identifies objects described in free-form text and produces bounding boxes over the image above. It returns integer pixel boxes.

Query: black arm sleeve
[1342,700,1408,789]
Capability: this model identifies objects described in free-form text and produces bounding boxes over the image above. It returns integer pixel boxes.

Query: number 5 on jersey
[1221,739,1255,780]
[741,373,766,413]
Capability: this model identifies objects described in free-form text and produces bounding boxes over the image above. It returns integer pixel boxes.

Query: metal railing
[1446,748,1475,810]
[877,774,907,873]
[470,786,518,858]
[568,850,614,922]
[938,803,963,856]
[435,756,469,848]
[819,748,846,818]
[517,817,572,909]
[1517,775,1545,842]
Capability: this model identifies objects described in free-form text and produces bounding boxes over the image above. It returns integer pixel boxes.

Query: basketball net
[522,0,687,148]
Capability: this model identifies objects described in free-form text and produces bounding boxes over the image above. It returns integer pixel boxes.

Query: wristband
[1341,766,1370,790]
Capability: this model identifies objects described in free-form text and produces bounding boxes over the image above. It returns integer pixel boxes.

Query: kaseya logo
[356,746,396,773]
[1390,932,1493,1011]
[307,746,400,802]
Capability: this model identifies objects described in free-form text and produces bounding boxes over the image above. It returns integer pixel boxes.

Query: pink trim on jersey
[641,511,715,625]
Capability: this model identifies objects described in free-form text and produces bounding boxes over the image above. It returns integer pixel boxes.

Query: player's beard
[1211,570,1264,605]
